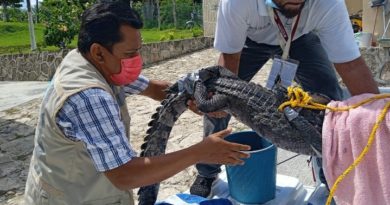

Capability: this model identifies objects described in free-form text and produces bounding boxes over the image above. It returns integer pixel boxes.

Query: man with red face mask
[190,0,380,198]
[23,2,251,204]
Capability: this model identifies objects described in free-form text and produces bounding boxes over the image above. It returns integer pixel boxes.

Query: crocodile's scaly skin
[137,92,190,205]
[137,65,327,205]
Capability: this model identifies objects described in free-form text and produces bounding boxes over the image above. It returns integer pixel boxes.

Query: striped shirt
[56,75,149,172]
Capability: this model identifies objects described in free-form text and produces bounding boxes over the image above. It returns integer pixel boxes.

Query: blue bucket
[225,131,277,204]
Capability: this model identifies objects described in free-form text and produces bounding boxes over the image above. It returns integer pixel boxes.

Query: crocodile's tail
[137,90,190,205]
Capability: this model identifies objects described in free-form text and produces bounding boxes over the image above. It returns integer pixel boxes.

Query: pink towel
[322,93,390,205]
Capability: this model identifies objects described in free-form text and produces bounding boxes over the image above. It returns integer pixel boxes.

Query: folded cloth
[156,193,232,205]
[322,93,390,205]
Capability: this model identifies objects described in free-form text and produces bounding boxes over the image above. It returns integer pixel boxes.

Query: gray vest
[24,49,134,205]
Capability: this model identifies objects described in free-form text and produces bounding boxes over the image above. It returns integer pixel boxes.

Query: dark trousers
[196,32,343,178]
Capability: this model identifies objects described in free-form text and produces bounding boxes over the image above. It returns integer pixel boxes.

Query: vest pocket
[25,174,50,205]
[38,189,49,205]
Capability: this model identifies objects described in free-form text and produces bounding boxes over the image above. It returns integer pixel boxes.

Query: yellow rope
[278,86,390,112]
[277,87,390,205]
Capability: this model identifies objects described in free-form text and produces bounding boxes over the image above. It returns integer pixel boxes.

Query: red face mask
[110,55,143,85]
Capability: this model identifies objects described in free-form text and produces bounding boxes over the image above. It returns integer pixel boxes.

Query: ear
[90,43,105,64]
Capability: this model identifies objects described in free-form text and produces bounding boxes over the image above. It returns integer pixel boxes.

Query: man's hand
[105,128,250,190]
[187,99,203,116]
[196,128,251,165]
[141,80,171,101]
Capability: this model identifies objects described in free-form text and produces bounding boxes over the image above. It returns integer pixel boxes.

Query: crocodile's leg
[193,81,229,113]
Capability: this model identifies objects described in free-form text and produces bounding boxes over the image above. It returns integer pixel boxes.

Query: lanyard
[268,8,301,59]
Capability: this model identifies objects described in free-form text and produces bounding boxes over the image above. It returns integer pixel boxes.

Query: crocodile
[137,65,328,205]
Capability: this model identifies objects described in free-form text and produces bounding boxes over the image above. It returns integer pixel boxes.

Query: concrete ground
[0,81,49,112]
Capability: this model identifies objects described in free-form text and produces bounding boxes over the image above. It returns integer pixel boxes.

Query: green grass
[0,22,61,54]
[141,28,199,42]
[0,22,201,55]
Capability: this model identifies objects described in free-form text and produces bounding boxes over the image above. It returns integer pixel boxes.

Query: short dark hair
[78,1,143,54]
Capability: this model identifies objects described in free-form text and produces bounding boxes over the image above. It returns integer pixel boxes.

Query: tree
[156,0,160,29]
[143,0,154,22]
[40,0,95,48]
[26,0,37,50]
[35,0,38,22]
[158,0,197,29]
[171,0,176,28]
[0,0,22,22]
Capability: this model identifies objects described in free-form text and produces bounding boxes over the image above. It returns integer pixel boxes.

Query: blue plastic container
[225,131,277,204]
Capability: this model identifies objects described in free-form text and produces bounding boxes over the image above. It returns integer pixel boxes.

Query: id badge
[266,55,299,89]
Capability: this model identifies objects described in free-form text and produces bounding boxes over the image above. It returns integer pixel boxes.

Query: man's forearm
[104,128,249,190]
[218,52,242,75]
[105,144,202,190]
[335,56,379,95]
[140,79,170,101]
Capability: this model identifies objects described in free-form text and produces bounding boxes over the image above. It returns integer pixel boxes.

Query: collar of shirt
[265,0,279,9]
[257,0,271,16]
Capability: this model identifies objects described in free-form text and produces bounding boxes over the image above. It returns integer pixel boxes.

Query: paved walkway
[0,82,48,112]
[0,48,315,205]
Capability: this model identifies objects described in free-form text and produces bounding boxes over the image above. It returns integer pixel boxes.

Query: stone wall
[140,37,213,65]
[0,51,66,81]
[0,37,213,81]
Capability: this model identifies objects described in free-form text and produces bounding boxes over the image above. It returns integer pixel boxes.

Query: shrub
[191,27,203,37]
